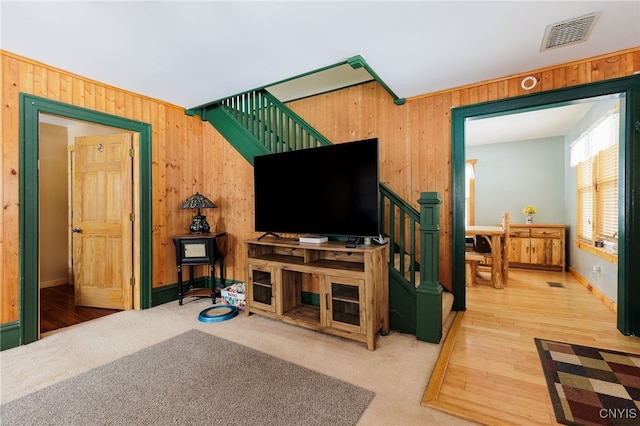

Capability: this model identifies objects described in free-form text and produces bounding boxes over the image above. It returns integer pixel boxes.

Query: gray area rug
[1,329,374,425]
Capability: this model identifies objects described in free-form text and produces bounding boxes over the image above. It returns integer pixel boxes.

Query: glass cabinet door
[325,275,364,334]
[248,265,277,313]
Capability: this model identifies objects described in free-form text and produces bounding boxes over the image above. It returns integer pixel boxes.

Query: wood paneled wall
[286,47,640,288]
[0,51,257,324]
[2,48,639,325]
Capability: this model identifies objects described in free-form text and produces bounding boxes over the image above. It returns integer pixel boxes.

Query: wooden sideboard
[507,224,565,271]
[245,238,389,350]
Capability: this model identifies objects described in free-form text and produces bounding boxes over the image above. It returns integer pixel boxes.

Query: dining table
[465,225,506,289]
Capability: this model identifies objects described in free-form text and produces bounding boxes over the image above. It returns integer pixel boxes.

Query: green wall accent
[151,277,241,307]
[15,94,153,350]
[451,75,640,336]
[198,105,270,165]
[0,322,21,351]
[347,55,405,105]
[416,192,443,343]
[389,269,417,334]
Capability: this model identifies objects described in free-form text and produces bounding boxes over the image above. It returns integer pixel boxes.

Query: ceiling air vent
[540,11,601,51]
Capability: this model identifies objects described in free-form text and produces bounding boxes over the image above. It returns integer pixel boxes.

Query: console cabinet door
[529,238,549,266]
[530,238,564,267]
[550,238,565,268]
[508,237,530,264]
[247,264,277,313]
[324,275,365,335]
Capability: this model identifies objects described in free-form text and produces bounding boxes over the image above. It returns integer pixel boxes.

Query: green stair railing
[189,89,445,342]
[219,89,332,152]
[380,183,420,287]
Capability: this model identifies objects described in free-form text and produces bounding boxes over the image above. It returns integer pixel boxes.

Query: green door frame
[18,93,153,345]
[452,75,640,336]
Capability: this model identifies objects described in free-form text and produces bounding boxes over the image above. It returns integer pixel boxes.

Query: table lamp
[179,192,217,234]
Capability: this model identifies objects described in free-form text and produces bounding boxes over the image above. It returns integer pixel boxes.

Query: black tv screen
[254,138,380,238]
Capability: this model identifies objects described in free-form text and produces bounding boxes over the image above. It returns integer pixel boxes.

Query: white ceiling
[465,102,596,145]
[3,1,639,144]
[2,1,639,109]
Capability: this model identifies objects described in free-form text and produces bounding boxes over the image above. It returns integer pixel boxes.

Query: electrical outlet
[593,264,602,275]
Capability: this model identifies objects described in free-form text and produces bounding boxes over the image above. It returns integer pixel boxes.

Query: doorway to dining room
[451,75,640,337]
[465,95,618,287]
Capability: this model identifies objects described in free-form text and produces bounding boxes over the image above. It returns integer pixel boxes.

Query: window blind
[574,107,619,245]
[595,143,618,239]
[577,157,594,241]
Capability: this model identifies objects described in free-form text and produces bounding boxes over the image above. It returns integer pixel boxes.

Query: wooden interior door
[72,133,133,309]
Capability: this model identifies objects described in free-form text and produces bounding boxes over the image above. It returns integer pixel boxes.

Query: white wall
[467,136,566,225]
[467,97,620,304]
[564,98,620,303]
[39,123,69,288]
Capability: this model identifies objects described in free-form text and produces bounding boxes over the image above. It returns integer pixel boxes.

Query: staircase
[187,89,452,343]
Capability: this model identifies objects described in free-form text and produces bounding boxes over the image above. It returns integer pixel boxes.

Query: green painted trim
[415,192,443,343]
[415,284,443,343]
[388,268,417,334]
[347,55,405,105]
[451,75,640,336]
[151,284,181,307]
[1,321,21,351]
[152,277,243,307]
[260,91,333,147]
[19,94,153,346]
[201,105,270,165]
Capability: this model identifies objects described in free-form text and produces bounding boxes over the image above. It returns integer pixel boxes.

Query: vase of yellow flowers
[522,206,536,224]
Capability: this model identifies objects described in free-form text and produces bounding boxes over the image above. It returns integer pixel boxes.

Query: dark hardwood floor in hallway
[40,285,120,334]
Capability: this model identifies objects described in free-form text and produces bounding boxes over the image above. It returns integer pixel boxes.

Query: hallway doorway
[39,115,135,335]
[40,285,119,335]
[20,93,153,346]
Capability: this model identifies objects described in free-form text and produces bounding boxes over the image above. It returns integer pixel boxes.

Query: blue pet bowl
[198,305,238,323]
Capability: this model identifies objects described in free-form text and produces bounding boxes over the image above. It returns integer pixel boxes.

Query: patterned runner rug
[535,338,640,425]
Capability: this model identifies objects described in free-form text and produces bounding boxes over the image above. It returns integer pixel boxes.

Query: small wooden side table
[172,232,226,305]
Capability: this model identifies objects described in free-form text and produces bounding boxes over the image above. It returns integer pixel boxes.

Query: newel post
[416,192,443,343]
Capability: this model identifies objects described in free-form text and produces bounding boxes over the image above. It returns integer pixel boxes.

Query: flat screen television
[254,138,380,239]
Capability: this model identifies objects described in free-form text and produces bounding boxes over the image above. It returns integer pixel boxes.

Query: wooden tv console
[245,238,389,350]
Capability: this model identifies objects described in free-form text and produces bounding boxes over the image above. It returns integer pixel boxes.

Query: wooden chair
[475,234,493,269]
[465,252,485,287]
[466,211,510,287]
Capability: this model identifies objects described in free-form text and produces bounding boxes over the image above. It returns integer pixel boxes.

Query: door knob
[72,227,83,233]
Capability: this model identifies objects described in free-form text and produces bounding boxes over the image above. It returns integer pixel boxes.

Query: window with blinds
[596,143,618,239]
[576,157,594,241]
[574,109,619,244]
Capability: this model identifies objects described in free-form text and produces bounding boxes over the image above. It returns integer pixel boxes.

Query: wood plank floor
[424,268,640,425]
[40,285,120,334]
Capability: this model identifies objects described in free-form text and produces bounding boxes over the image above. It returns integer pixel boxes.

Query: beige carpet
[1,298,477,425]
[2,330,375,425]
